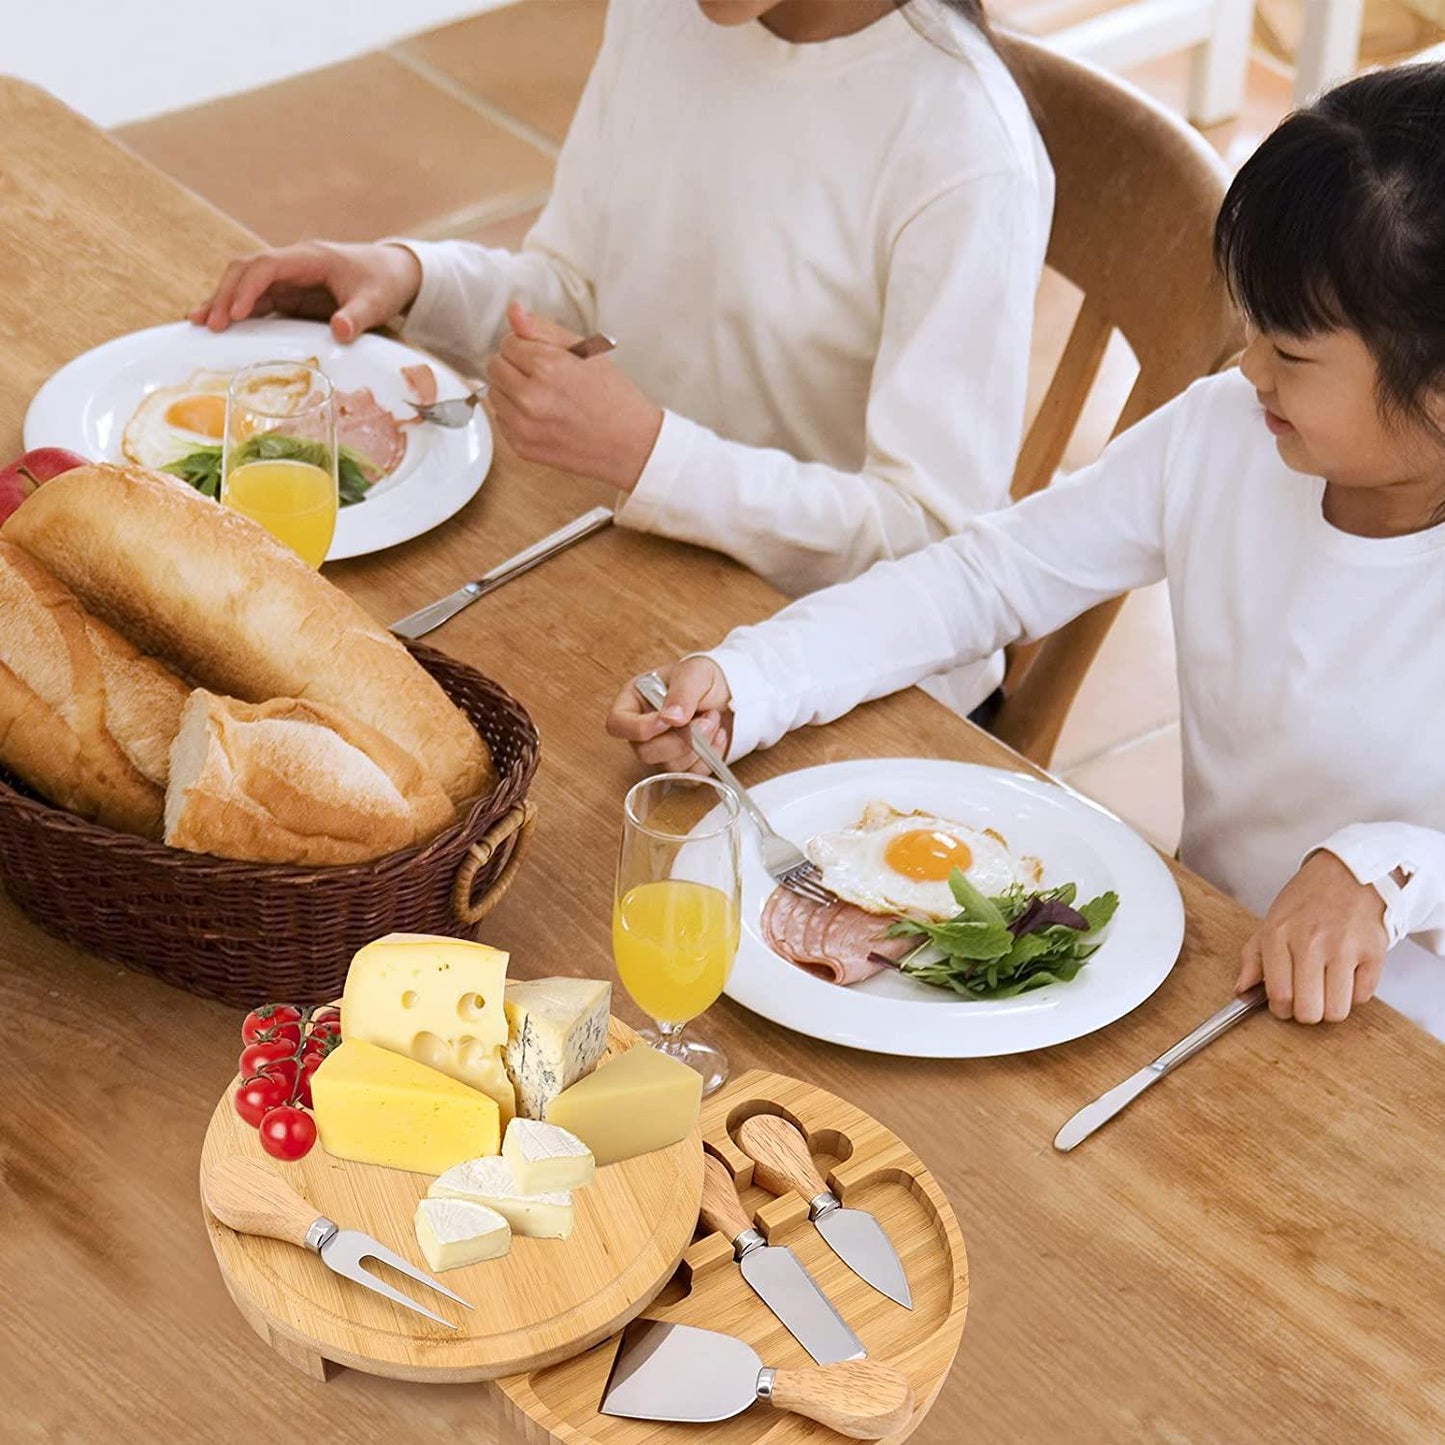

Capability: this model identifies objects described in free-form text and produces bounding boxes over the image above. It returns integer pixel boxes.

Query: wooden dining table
[2,76,1443,1445]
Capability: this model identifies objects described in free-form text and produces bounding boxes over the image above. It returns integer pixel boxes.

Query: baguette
[0,539,189,836]
[165,690,458,865]
[3,464,495,806]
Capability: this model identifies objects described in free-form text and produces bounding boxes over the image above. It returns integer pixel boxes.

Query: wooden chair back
[988,33,1244,765]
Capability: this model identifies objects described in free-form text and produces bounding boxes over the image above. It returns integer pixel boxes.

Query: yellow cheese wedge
[311,1039,500,1174]
[544,1044,702,1167]
[341,933,516,1122]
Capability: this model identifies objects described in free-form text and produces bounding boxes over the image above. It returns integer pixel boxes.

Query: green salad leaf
[886,869,1119,1000]
[162,435,373,506]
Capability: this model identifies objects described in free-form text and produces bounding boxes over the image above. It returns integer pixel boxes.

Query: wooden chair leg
[1187,0,1255,125]
[1293,0,1364,105]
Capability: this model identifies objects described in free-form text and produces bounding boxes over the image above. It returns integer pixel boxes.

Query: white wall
[8,0,515,128]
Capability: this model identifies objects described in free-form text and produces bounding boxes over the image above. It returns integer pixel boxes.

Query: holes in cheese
[310,1039,501,1173]
[544,1044,701,1167]
[342,933,516,1123]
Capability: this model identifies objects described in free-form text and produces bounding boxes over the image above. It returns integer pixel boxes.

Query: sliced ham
[401,363,438,408]
[335,387,407,481]
[761,886,904,986]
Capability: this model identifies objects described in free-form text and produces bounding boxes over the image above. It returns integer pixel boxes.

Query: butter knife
[389,506,614,639]
[1053,984,1268,1152]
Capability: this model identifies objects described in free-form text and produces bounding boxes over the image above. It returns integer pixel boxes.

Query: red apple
[0,448,88,524]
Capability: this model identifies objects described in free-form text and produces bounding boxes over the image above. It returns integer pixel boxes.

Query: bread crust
[3,464,495,805]
[165,690,458,865]
[0,539,188,837]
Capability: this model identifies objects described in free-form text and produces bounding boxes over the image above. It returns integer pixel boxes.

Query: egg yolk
[883,828,973,881]
[164,393,227,438]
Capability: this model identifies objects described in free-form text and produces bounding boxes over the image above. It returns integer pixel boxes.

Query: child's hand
[190,242,422,341]
[486,304,663,489]
[1236,850,1389,1022]
[606,658,733,772]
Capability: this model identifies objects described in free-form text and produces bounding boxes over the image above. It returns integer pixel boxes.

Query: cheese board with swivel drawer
[200,1012,706,1383]
[493,1065,969,1444]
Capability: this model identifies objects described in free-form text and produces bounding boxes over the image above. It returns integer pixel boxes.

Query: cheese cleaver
[600,1319,913,1439]
[737,1114,912,1308]
[699,1153,864,1365]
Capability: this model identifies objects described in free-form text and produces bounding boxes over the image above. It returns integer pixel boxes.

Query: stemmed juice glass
[221,360,339,567]
[612,774,742,1095]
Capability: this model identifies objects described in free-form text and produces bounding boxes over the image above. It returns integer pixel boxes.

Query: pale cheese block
[428,1155,573,1239]
[503,976,611,1120]
[342,934,516,1123]
[414,1197,511,1272]
[502,1118,595,1194]
[310,1039,500,1173]
[545,1044,702,1167]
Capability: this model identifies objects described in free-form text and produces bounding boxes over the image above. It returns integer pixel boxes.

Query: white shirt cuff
[1314,823,1424,947]
[700,644,772,763]
[379,238,470,355]
[615,409,696,533]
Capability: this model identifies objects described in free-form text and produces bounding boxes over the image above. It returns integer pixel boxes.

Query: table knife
[699,1153,865,1365]
[1053,984,1269,1152]
[388,505,614,639]
[203,1156,472,1327]
[737,1114,911,1309]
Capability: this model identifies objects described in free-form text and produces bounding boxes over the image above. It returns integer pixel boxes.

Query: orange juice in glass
[222,361,338,567]
[613,773,741,1095]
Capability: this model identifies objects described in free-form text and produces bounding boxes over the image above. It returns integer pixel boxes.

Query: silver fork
[409,332,618,427]
[632,672,838,907]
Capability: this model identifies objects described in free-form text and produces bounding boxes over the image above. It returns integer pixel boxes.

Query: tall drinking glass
[222,361,339,567]
[612,774,742,1095]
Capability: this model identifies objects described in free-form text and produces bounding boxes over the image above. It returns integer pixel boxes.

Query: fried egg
[121,368,233,469]
[806,802,1042,921]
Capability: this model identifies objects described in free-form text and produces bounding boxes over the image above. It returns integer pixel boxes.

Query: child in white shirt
[608,64,1445,1037]
[192,0,1052,719]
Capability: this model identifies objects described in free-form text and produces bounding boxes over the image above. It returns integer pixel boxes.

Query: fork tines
[780,865,839,907]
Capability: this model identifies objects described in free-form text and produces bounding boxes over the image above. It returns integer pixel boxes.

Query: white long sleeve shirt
[399,0,1052,712]
[706,370,1445,1036]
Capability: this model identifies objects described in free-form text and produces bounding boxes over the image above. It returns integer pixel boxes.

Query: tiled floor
[115,0,1443,854]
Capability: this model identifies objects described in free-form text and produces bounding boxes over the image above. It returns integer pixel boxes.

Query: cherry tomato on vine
[234,1074,291,1128]
[295,1052,326,1109]
[258,1106,317,1162]
[241,1003,303,1048]
[239,1038,296,1078]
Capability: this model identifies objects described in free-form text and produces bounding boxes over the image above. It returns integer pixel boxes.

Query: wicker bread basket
[0,642,540,1007]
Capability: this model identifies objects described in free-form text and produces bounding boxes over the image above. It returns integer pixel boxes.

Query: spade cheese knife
[699,1153,864,1365]
[601,1319,913,1439]
[204,1157,472,1328]
[738,1114,912,1309]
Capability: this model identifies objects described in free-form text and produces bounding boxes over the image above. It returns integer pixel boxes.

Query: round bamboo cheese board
[493,1065,970,1444]
[200,1017,705,1383]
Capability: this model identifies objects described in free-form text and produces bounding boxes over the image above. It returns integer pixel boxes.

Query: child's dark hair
[1214,64,1445,432]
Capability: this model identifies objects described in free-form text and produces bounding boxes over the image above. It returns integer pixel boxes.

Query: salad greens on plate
[885,868,1119,1000]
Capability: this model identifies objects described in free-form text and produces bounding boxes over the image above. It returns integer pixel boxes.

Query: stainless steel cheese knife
[600,1319,912,1438]
[699,1153,864,1365]
[204,1156,472,1328]
[736,1113,911,1308]
[1053,984,1269,1151]
[388,505,614,639]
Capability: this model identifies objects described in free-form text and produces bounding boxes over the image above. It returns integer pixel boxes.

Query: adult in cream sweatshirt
[400,0,1053,715]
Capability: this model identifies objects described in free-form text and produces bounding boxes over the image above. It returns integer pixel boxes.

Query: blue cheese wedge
[413,1197,510,1272]
[503,1118,595,1194]
[429,1155,574,1240]
[503,977,611,1120]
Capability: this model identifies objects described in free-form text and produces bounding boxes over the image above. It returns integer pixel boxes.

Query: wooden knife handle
[737,1114,828,1202]
[203,1157,322,1249]
[699,1152,754,1243]
[770,1361,915,1439]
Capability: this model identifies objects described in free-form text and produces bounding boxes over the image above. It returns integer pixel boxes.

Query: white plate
[724,759,1184,1058]
[23,318,492,561]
